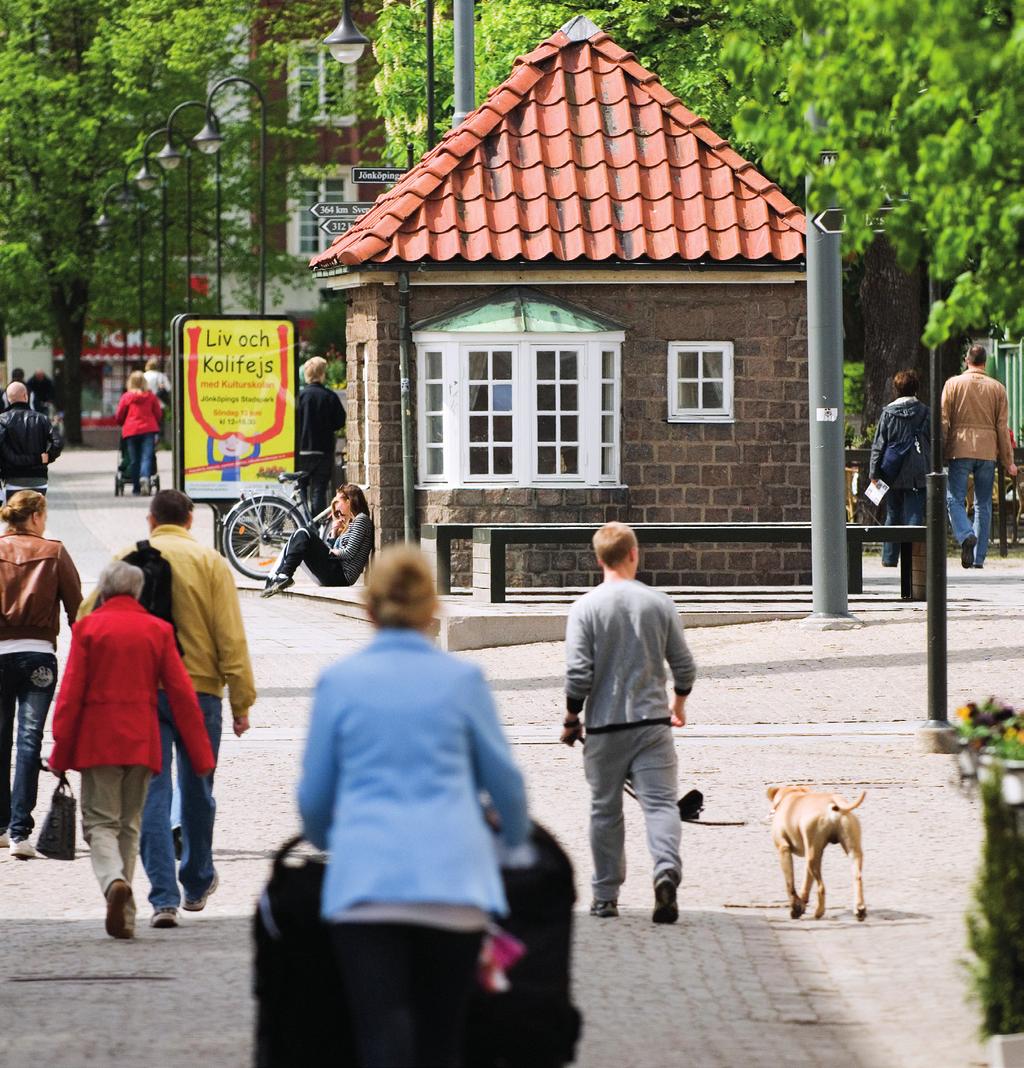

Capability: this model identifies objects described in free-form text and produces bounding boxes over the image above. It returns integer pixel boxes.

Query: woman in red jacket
[115,371,162,496]
[49,560,214,940]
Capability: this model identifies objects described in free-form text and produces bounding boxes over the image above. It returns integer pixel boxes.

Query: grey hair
[95,561,145,605]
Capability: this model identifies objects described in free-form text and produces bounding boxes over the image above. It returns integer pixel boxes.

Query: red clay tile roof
[310,18,805,270]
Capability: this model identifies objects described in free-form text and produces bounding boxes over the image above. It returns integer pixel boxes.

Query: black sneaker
[590,899,619,918]
[653,877,679,925]
[261,574,294,599]
[960,534,977,569]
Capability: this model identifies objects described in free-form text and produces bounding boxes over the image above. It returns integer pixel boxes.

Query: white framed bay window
[412,288,624,488]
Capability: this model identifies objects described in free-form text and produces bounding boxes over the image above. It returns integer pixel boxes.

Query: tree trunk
[50,279,88,445]
[860,237,926,428]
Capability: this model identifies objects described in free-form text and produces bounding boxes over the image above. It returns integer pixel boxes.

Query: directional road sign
[811,208,845,235]
[352,166,407,184]
[309,201,374,220]
[319,218,357,236]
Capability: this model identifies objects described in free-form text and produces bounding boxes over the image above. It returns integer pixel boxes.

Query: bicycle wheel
[222,496,304,581]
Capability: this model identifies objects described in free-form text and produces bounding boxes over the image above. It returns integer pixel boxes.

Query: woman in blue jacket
[298,545,529,1068]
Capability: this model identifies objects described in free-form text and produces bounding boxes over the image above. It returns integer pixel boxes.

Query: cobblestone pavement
[2,449,1012,1067]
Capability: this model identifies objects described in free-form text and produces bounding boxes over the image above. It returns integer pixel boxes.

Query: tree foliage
[726,0,1024,345]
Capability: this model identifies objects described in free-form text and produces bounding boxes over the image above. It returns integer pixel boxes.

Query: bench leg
[490,540,506,604]
[437,534,452,596]
[900,542,912,600]
[847,538,863,595]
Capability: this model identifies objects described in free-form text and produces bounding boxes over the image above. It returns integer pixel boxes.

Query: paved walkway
[2,449,1012,1067]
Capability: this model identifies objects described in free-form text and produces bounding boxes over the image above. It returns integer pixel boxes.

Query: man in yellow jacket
[81,489,255,928]
[941,344,1018,569]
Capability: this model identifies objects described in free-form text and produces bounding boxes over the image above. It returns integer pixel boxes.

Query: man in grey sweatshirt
[563,522,696,924]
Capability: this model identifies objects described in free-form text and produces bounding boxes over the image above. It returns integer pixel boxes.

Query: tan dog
[766,784,867,922]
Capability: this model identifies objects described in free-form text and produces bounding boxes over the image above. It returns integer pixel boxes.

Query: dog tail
[830,791,866,813]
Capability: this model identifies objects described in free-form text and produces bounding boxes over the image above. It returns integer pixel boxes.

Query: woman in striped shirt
[262,484,374,598]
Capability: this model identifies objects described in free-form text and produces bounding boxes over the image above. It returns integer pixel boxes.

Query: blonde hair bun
[1,490,47,529]
[362,545,437,630]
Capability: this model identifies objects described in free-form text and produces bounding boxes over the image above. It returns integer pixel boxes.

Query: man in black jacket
[296,357,345,518]
[0,382,63,500]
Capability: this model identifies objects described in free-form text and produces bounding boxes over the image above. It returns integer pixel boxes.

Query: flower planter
[959,741,981,780]
[989,1032,1024,1068]
[979,755,1024,807]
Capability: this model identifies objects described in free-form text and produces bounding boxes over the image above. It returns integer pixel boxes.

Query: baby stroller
[253,825,582,1068]
[114,437,161,497]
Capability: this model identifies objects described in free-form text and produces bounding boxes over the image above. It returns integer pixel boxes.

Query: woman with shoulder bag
[116,371,162,496]
[869,369,930,566]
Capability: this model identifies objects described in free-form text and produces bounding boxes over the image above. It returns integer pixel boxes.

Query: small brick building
[311,17,810,587]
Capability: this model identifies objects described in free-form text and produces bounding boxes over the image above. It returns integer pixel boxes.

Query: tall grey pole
[452,0,474,126]
[804,163,853,622]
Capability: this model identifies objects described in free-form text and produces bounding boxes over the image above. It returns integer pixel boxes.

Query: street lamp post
[135,129,169,358]
[195,77,267,315]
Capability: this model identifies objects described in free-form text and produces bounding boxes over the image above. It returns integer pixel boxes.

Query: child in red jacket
[49,561,214,940]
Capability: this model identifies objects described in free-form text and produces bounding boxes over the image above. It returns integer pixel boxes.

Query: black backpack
[122,540,182,653]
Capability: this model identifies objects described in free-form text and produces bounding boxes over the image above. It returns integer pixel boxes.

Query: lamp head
[95,211,113,232]
[156,139,183,171]
[324,3,368,64]
[115,186,136,208]
[192,114,224,155]
[133,162,158,191]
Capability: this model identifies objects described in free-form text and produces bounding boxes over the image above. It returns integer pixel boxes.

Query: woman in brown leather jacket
[0,491,81,858]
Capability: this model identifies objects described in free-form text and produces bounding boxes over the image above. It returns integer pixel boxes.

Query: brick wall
[345,277,811,587]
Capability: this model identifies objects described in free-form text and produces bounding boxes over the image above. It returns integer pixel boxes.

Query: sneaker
[0,832,8,849]
[150,907,179,929]
[653,877,679,925]
[183,870,219,912]
[10,839,38,860]
[590,899,619,918]
[105,879,133,940]
[960,534,978,569]
[140,476,151,496]
[261,574,294,599]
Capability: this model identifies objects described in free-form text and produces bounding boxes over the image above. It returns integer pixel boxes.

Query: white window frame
[288,43,357,126]
[666,341,735,423]
[288,172,350,258]
[413,332,624,488]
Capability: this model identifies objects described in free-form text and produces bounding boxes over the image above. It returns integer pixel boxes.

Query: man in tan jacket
[81,489,255,927]
[941,344,1018,568]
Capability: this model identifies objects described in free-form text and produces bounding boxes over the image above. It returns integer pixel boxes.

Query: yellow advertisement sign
[178,317,297,500]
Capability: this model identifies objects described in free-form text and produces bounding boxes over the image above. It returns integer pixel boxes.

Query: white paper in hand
[865,479,889,505]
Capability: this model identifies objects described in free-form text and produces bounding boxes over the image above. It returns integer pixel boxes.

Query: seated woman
[262,483,373,598]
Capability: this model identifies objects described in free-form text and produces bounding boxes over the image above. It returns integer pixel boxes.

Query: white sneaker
[140,476,151,495]
[10,839,38,860]
[0,832,8,849]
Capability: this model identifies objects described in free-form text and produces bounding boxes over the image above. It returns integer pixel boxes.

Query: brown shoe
[105,879,134,940]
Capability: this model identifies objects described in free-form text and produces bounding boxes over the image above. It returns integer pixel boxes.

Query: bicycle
[221,471,331,581]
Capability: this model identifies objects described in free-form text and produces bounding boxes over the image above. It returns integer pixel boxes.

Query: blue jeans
[124,432,157,493]
[946,458,996,565]
[139,691,222,909]
[0,652,58,841]
[882,487,926,566]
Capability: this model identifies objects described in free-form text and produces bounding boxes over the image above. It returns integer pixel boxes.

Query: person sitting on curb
[49,561,214,940]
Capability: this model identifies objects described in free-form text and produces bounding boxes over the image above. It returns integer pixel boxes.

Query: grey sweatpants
[583,724,681,901]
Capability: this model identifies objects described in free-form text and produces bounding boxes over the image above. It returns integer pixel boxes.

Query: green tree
[726,0,1024,346]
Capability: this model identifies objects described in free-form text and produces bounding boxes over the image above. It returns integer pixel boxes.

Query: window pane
[492,350,513,380]
[427,415,444,444]
[469,351,488,380]
[469,385,488,412]
[536,350,556,379]
[677,381,699,409]
[677,350,699,378]
[493,416,513,442]
[426,351,443,379]
[469,448,489,474]
[602,350,615,378]
[601,383,615,410]
[560,446,579,474]
[601,414,614,443]
[601,446,613,476]
[492,383,513,412]
[537,447,556,475]
[559,351,578,378]
[469,415,489,442]
[537,384,556,410]
[426,383,443,410]
[537,415,556,441]
[559,384,577,409]
[703,381,725,409]
[493,448,513,475]
[427,448,444,475]
[560,415,578,441]
[703,350,724,378]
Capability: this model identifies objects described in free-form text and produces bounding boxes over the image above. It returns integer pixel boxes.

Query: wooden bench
[421,522,927,604]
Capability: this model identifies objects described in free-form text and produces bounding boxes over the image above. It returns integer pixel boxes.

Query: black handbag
[35,774,77,860]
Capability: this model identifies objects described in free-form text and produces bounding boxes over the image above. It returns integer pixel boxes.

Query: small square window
[667,343,734,422]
